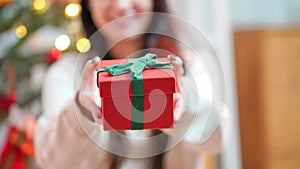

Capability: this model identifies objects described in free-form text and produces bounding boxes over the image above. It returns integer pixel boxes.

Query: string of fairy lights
[14,0,91,53]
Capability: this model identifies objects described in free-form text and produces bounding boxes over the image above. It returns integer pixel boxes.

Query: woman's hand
[76,55,185,123]
[77,57,102,123]
[168,55,185,122]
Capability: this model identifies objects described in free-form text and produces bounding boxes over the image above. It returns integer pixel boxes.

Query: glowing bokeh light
[15,24,27,38]
[65,3,81,18]
[76,38,91,53]
[55,35,71,51]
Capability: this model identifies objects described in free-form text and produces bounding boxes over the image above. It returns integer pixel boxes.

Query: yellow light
[55,35,71,51]
[15,24,27,38]
[76,38,91,53]
[32,0,47,12]
[65,3,81,18]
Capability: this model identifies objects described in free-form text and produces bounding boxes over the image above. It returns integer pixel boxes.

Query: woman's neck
[108,36,144,59]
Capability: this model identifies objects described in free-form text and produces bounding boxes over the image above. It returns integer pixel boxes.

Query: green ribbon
[97,53,173,130]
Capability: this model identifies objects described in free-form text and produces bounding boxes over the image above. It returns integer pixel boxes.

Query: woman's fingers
[168,55,184,77]
[173,93,184,122]
[81,97,102,118]
[89,56,101,67]
[168,55,185,122]
[78,56,102,121]
[82,56,101,81]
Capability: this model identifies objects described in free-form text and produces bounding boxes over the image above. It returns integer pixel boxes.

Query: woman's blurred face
[88,0,154,42]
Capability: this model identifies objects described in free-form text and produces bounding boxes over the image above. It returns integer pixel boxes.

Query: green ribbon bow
[97,53,173,130]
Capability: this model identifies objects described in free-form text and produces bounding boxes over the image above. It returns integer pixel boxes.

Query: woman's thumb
[89,56,101,67]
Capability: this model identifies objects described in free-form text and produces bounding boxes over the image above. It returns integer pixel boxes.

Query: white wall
[170,0,242,169]
[231,0,300,28]
[169,1,300,169]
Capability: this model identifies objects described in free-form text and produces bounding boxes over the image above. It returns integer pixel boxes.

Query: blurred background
[0,0,299,168]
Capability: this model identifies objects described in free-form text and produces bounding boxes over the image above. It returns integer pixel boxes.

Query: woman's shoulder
[46,52,79,79]
[51,52,78,69]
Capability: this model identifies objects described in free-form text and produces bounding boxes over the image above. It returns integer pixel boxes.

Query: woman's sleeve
[164,49,224,154]
[34,57,113,169]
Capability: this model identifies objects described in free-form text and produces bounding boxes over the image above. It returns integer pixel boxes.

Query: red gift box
[97,56,175,131]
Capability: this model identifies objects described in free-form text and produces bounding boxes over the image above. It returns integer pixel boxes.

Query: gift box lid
[97,58,176,98]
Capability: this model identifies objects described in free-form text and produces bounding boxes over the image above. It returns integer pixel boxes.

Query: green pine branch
[0,0,75,110]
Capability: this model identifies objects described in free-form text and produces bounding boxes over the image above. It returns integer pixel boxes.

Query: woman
[34,0,222,169]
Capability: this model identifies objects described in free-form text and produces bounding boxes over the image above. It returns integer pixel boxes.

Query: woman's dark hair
[80,0,179,59]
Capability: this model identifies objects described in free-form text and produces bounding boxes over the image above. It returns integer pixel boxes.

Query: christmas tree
[0,0,89,168]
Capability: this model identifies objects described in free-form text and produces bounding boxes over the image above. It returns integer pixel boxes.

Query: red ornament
[46,48,62,64]
[0,89,17,113]
[0,126,30,169]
